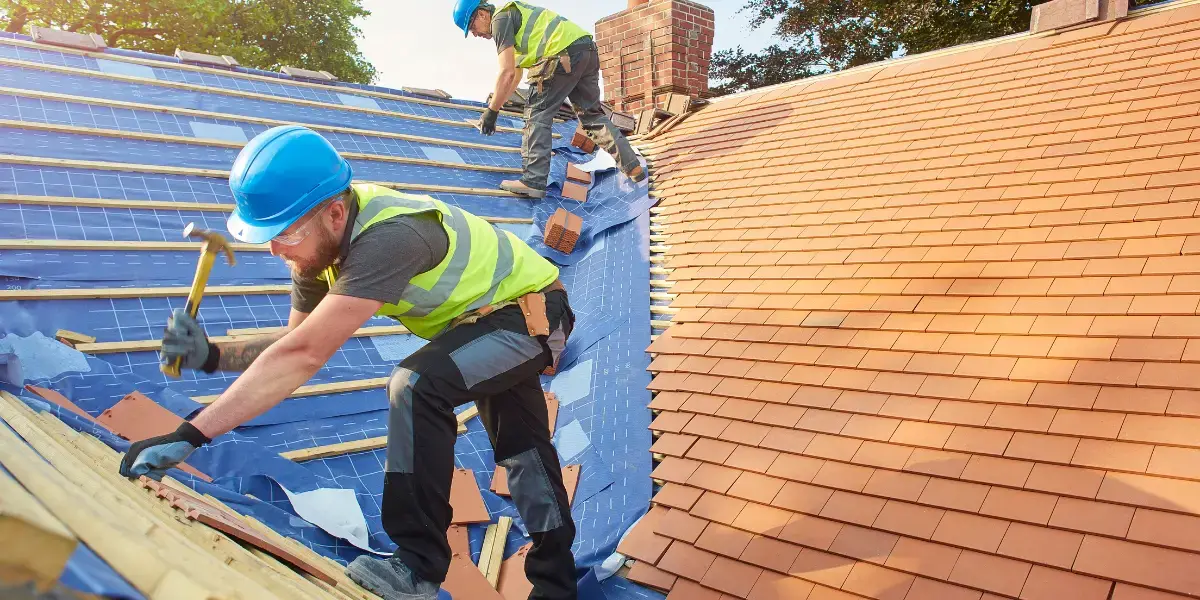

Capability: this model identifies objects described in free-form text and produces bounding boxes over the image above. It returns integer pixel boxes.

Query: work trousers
[521,38,641,191]
[381,290,578,600]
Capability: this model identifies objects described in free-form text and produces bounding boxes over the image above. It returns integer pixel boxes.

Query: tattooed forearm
[215,332,288,372]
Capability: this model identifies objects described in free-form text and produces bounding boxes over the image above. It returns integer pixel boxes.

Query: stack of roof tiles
[629,2,1200,598]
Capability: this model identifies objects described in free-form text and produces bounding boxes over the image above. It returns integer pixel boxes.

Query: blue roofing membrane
[0,31,661,600]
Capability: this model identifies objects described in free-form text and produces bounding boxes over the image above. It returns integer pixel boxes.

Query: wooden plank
[0,465,77,591]
[0,155,522,197]
[0,119,521,175]
[280,401,479,461]
[0,238,266,252]
[35,412,331,600]
[0,56,531,135]
[480,516,513,588]
[195,377,389,405]
[0,85,523,154]
[279,437,388,462]
[0,392,233,599]
[0,192,537,223]
[77,325,409,355]
[0,284,288,301]
[226,325,408,337]
[54,329,95,344]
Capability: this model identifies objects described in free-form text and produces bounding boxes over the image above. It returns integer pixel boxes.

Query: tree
[0,0,377,84]
[711,0,1165,96]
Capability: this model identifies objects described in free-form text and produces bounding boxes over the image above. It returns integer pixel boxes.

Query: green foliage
[0,0,377,84]
[711,0,1165,96]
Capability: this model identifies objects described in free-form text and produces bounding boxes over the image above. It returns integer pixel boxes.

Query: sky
[355,0,779,101]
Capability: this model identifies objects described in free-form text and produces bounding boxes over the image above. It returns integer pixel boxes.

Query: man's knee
[499,448,569,534]
[385,366,421,473]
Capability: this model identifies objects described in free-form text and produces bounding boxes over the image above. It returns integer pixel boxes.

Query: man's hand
[480,108,499,136]
[118,421,211,480]
[161,308,216,371]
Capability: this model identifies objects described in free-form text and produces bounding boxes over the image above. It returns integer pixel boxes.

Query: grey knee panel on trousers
[499,448,564,533]
[386,367,418,474]
[449,328,544,389]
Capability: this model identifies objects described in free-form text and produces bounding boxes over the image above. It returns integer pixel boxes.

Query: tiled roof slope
[629,2,1200,599]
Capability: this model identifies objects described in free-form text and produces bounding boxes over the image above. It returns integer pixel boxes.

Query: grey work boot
[500,179,547,199]
[345,555,439,600]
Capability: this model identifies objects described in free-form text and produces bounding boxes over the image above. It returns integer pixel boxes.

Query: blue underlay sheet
[0,34,662,600]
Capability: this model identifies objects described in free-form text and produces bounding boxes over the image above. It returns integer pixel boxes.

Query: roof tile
[917,477,992,513]
[746,570,815,600]
[788,548,856,589]
[932,512,1012,553]
[1018,565,1112,600]
[842,562,915,600]
[996,522,1084,569]
[948,550,1032,597]
[978,487,1057,525]
[780,512,845,550]
[885,537,962,580]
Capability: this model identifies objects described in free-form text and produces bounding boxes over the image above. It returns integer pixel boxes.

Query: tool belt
[526,54,571,95]
[448,279,570,375]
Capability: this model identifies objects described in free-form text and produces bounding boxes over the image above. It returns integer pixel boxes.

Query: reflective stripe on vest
[501,1,589,69]
[323,183,559,339]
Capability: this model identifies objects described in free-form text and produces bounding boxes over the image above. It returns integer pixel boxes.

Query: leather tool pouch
[516,291,572,376]
[517,293,550,337]
[526,54,570,94]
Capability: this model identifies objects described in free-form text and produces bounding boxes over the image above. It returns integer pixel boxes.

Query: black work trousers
[381,290,577,600]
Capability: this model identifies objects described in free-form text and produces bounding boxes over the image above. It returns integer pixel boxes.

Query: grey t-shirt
[492,7,520,54]
[291,212,450,313]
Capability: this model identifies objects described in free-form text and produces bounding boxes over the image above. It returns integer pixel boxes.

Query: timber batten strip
[0,36,562,124]
[75,325,409,354]
[0,86,523,153]
[0,284,289,301]
[0,119,521,174]
[0,155,522,197]
[0,56,530,135]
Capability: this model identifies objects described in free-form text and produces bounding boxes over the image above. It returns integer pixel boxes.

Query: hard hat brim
[226,209,292,245]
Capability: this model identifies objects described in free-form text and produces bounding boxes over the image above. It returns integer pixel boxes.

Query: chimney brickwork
[595,0,715,114]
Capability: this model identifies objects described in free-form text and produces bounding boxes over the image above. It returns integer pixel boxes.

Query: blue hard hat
[454,0,483,37]
[226,126,353,244]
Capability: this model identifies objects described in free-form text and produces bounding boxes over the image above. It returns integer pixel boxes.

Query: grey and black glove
[161,308,219,373]
[118,421,211,480]
[479,108,499,136]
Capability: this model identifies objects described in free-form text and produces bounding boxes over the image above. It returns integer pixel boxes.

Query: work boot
[345,555,439,600]
[625,164,648,184]
[500,179,547,199]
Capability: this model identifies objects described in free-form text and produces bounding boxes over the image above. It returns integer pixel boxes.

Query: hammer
[161,223,236,378]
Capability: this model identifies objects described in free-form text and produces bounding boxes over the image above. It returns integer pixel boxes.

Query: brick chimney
[595,0,715,114]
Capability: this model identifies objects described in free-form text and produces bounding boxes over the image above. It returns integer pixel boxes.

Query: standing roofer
[455,0,646,198]
[118,125,579,600]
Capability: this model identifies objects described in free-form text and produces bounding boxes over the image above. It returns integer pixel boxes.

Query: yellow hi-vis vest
[500,1,590,69]
[320,184,560,339]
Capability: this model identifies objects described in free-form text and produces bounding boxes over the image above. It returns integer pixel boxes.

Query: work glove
[118,421,211,480]
[161,308,219,373]
[479,108,499,136]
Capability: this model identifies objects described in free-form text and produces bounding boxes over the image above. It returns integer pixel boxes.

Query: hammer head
[183,223,237,266]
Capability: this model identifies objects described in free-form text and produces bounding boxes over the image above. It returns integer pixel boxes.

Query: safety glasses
[272,203,330,246]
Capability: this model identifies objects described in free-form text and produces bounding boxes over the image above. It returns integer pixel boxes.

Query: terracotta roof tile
[904,578,983,600]
[747,570,815,600]
[656,483,706,511]
[932,511,1012,554]
[948,550,1032,597]
[885,537,962,580]
[693,492,749,526]
[1018,566,1112,600]
[978,487,1057,525]
[918,477,992,513]
[789,549,856,589]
